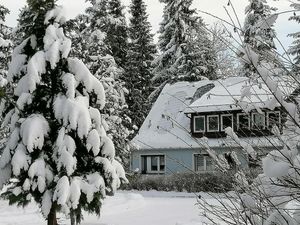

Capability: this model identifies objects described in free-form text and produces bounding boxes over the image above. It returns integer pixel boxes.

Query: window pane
[222,115,233,130]
[141,156,147,174]
[238,114,249,129]
[208,116,219,131]
[151,156,158,171]
[159,156,165,171]
[268,112,280,129]
[253,113,265,129]
[195,154,204,171]
[205,156,214,171]
[195,117,205,132]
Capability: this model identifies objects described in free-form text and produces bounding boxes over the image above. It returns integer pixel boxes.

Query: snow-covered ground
[0,190,214,225]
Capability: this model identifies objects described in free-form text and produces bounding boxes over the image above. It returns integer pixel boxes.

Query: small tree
[210,22,240,78]
[0,1,127,225]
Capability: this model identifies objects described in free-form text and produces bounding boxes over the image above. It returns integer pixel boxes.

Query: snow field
[0,191,214,225]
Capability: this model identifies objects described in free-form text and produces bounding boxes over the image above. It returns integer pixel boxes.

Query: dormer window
[252,113,265,129]
[267,111,281,130]
[221,114,233,131]
[237,113,250,130]
[194,116,205,132]
[207,115,219,132]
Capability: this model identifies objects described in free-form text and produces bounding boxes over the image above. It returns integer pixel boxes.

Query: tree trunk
[47,202,58,225]
[70,211,75,225]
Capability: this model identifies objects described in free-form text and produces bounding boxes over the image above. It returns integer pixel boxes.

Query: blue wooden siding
[131,147,251,175]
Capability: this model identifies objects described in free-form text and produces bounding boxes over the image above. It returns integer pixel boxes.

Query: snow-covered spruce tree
[126,0,157,131]
[66,0,132,167]
[64,14,90,60]
[106,0,128,68]
[152,0,217,92]
[0,1,127,225]
[0,5,12,153]
[81,0,132,168]
[288,1,300,72]
[0,5,12,87]
[241,0,278,77]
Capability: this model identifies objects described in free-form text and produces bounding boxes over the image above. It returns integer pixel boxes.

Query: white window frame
[237,113,250,130]
[266,111,281,129]
[251,112,266,129]
[207,115,219,132]
[193,153,214,172]
[193,115,206,133]
[220,114,233,131]
[140,154,166,174]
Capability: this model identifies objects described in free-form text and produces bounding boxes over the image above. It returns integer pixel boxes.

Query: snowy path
[0,191,210,225]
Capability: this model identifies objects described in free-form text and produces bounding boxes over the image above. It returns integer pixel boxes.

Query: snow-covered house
[131,77,290,175]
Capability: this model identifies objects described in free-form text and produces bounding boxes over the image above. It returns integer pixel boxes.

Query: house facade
[131,77,288,175]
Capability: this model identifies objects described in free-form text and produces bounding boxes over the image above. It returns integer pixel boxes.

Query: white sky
[1,0,297,53]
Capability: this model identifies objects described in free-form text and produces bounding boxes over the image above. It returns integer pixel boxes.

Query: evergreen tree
[288,1,300,71]
[65,0,132,174]
[126,0,157,131]
[0,1,127,225]
[65,14,90,59]
[242,0,278,77]
[0,5,12,87]
[106,0,128,67]
[0,5,12,152]
[152,0,217,89]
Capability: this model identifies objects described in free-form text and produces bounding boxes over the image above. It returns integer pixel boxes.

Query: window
[207,115,219,132]
[141,155,165,174]
[267,111,281,130]
[237,113,250,130]
[221,114,233,131]
[194,154,214,171]
[194,116,205,132]
[252,113,265,129]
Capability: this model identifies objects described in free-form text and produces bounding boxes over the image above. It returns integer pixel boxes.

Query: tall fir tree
[126,0,157,131]
[65,0,132,174]
[0,1,127,225]
[106,0,128,68]
[152,0,217,91]
[85,0,133,168]
[288,1,300,72]
[242,0,278,77]
[0,5,12,86]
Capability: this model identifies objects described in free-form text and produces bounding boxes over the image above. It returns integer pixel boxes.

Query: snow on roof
[132,78,284,150]
[185,76,292,113]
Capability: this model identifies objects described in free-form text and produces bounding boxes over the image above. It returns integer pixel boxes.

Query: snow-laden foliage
[0,5,13,152]
[126,0,157,132]
[288,1,300,71]
[0,2,127,224]
[66,0,133,170]
[106,0,128,68]
[241,0,281,77]
[152,0,217,92]
[198,7,300,223]
[0,5,12,84]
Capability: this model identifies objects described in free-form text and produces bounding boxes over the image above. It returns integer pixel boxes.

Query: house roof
[132,77,288,150]
[185,76,292,113]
